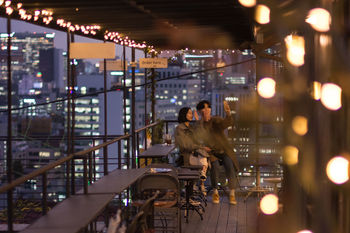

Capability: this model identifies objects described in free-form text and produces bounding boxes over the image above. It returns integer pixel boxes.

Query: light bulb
[257,77,276,98]
[321,83,342,111]
[326,156,349,185]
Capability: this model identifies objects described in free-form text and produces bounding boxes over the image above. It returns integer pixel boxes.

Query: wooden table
[139,144,176,167]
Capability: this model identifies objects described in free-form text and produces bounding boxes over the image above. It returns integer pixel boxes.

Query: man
[196,100,239,205]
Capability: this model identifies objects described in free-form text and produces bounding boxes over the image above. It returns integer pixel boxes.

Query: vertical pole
[118,140,122,169]
[6,15,13,233]
[70,33,76,194]
[151,54,156,124]
[42,173,47,215]
[83,155,88,194]
[123,45,127,134]
[103,47,108,175]
[151,53,156,145]
[137,132,140,168]
[144,50,148,150]
[131,47,136,168]
[66,29,71,198]
[88,152,93,185]
[93,140,96,182]
[255,56,260,188]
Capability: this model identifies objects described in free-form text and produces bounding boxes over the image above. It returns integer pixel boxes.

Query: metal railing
[0,133,131,228]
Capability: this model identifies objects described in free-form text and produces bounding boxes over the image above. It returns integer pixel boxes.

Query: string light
[283,145,299,165]
[255,4,270,24]
[257,77,276,98]
[260,194,279,215]
[306,8,331,32]
[4,0,10,7]
[239,0,256,8]
[312,81,322,100]
[292,116,308,136]
[285,34,305,67]
[321,83,342,111]
[326,156,349,185]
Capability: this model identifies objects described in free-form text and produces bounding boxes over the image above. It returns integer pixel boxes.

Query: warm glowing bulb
[255,5,270,24]
[6,7,13,15]
[0,0,4,6]
[306,8,331,32]
[17,3,22,8]
[319,34,331,47]
[4,0,10,7]
[260,194,279,215]
[292,116,308,136]
[321,83,342,111]
[285,35,305,66]
[257,77,276,98]
[283,146,299,165]
[297,230,313,233]
[239,0,256,7]
[312,81,322,100]
[326,156,349,184]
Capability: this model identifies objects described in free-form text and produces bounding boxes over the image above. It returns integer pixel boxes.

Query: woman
[174,107,210,193]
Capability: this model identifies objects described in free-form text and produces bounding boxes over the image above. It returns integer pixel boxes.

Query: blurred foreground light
[297,230,313,233]
[239,0,256,7]
[292,116,308,136]
[326,156,349,185]
[255,5,270,24]
[306,8,331,32]
[257,77,276,98]
[312,81,322,100]
[319,34,331,47]
[321,83,342,111]
[283,146,299,165]
[260,194,279,215]
[285,35,305,66]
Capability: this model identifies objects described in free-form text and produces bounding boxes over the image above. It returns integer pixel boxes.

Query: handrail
[0,134,131,194]
[134,121,160,133]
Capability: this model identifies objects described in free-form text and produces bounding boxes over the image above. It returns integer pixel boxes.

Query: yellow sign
[139,58,168,68]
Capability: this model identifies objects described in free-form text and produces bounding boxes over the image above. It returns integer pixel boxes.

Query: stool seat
[263,177,282,194]
[263,177,282,183]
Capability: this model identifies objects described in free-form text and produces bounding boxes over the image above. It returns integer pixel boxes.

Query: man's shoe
[229,193,237,205]
[212,192,220,204]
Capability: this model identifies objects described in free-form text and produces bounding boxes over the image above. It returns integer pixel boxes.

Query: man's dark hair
[196,100,211,111]
[178,107,191,123]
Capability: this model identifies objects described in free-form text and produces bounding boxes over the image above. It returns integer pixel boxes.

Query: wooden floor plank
[216,196,230,233]
[181,195,259,233]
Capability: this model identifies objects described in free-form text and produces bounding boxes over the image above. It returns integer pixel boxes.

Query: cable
[0,58,256,113]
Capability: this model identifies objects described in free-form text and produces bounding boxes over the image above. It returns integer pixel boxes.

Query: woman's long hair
[178,107,191,123]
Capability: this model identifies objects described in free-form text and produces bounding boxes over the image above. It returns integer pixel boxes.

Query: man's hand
[203,146,211,152]
[223,100,231,116]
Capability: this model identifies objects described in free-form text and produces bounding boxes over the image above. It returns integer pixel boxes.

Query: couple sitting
[174,100,239,205]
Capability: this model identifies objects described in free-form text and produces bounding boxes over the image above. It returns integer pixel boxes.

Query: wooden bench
[21,168,149,233]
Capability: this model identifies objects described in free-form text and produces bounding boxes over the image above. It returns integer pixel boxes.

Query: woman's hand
[194,110,199,121]
[223,100,231,116]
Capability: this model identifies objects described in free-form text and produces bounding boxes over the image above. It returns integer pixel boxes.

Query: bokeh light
[239,0,256,8]
[283,146,299,165]
[321,83,342,111]
[260,194,279,215]
[292,116,308,136]
[306,8,331,32]
[326,156,349,185]
[297,230,313,233]
[255,5,270,24]
[312,81,322,100]
[285,35,305,67]
[257,77,276,98]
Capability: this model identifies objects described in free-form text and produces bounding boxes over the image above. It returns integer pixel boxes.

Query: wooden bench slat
[20,194,114,233]
[78,168,149,194]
